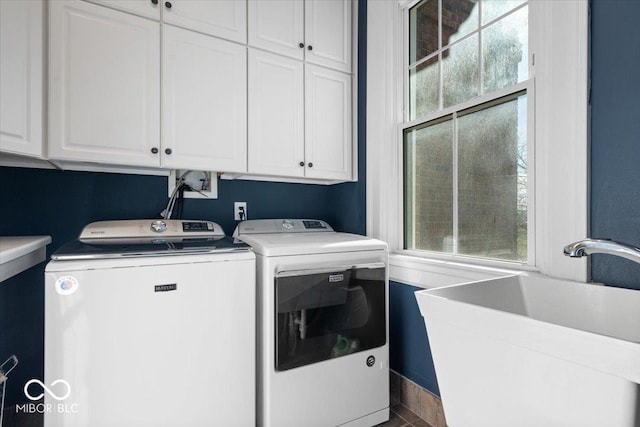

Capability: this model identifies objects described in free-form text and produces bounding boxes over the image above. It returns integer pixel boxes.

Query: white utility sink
[416,274,640,427]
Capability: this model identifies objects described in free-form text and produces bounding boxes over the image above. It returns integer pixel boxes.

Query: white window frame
[402,86,535,266]
[366,0,589,287]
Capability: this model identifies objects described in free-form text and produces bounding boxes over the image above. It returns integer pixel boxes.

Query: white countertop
[0,236,52,282]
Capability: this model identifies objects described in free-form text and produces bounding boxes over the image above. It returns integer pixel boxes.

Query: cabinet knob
[151,0,158,5]
[308,162,313,168]
[298,42,304,48]
[151,147,159,154]
[165,148,173,155]
[307,45,313,51]
[164,1,172,8]
[299,161,305,167]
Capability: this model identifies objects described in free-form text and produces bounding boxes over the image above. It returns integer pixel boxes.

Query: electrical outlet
[234,202,247,221]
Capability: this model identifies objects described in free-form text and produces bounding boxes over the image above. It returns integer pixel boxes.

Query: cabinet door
[248,0,304,60]
[0,0,43,158]
[83,0,161,20]
[248,49,304,178]
[48,1,160,167]
[162,25,247,172]
[305,64,352,181]
[162,0,246,44]
[305,0,352,73]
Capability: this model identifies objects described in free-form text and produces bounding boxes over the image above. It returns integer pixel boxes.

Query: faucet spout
[563,238,640,265]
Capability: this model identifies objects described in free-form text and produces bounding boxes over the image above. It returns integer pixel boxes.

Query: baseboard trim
[390,370,448,427]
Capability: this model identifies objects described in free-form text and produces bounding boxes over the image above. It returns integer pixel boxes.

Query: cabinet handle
[308,162,313,168]
[164,1,172,8]
[165,148,173,155]
[151,0,158,5]
[299,161,305,167]
[151,147,159,154]
[298,42,304,48]
[307,45,313,51]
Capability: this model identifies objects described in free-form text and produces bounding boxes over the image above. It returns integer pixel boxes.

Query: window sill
[389,252,532,289]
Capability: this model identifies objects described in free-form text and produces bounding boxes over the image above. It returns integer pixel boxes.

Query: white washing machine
[234,219,389,427]
[44,220,255,427]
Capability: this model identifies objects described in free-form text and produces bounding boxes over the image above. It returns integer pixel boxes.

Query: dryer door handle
[275,262,386,278]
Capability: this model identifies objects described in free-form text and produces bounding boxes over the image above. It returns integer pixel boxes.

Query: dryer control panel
[233,219,334,235]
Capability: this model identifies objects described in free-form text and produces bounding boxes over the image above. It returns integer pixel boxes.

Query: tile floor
[375,403,435,427]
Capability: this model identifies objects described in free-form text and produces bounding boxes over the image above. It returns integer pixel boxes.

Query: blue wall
[0,0,367,407]
[389,281,440,396]
[590,0,640,290]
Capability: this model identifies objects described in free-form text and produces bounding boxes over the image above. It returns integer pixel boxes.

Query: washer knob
[282,219,295,230]
[150,220,167,233]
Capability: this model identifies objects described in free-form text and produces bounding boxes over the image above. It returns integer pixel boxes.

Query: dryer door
[275,262,386,371]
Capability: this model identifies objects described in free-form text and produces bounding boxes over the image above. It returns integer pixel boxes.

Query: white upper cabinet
[162,25,247,172]
[46,0,354,182]
[84,0,161,20]
[248,0,351,73]
[304,0,352,73]
[163,0,246,44]
[248,50,352,181]
[85,0,246,43]
[49,0,247,172]
[0,0,44,158]
[247,0,355,182]
[248,49,304,177]
[248,0,304,60]
[48,0,160,167]
[304,64,352,180]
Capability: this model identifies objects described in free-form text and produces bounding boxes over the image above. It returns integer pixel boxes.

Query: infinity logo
[24,379,71,401]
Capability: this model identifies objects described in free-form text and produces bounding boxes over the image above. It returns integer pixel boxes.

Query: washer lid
[51,236,250,261]
[51,219,251,260]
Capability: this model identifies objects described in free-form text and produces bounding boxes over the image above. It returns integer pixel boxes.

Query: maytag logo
[329,274,344,283]
[154,284,177,292]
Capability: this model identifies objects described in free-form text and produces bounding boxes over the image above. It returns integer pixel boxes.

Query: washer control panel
[80,219,223,241]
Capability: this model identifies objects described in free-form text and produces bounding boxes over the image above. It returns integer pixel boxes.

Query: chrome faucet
[564,239,640,265]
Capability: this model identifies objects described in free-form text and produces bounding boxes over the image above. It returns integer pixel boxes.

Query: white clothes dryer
[234,219,389,427]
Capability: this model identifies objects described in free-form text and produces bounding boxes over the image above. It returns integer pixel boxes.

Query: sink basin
[415,274,640,427]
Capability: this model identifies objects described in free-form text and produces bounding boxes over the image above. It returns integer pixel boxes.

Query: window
[403,0,531,263]
[366,0,588,282]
